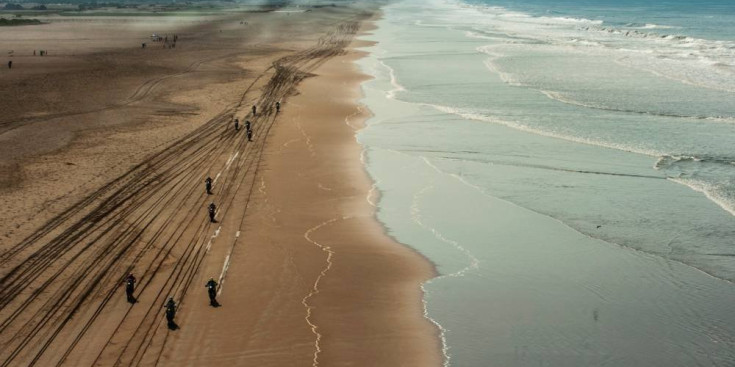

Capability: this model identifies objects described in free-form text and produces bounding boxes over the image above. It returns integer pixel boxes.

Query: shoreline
[159,18,445,365]
[156,16,445,366]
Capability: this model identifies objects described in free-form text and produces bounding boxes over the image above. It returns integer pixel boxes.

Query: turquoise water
[461,0,735,42]
[357,0,735,365]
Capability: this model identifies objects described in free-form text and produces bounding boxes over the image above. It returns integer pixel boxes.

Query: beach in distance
[2,0,735,365]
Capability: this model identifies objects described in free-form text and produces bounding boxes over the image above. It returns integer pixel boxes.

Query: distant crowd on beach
[4,49,48,69]
[5,32,183,71]
[142,33,179,49]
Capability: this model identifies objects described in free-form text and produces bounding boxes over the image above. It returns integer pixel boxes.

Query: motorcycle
[208,206,216,222]
[205,178,212,195]
[207,284,217,305]
[165,304,176,323]
[125,279,135,303]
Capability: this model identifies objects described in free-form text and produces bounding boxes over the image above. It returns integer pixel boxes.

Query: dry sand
[1,5,442,366]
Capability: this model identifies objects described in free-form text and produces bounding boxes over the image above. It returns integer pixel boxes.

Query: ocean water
[356,0,735,365]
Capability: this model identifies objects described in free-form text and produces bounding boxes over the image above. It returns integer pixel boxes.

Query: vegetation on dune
[0,0,347,17]
[0,17,43,25]
[3,3,24,9]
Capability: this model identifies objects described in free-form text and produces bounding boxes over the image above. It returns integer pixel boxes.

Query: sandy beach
[1,4,441,366]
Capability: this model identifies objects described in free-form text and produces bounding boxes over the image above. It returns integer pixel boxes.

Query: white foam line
[218,254,231,287]
[258,177,267,197]
[317,183,333,191]
[216,232,241,297]
[205,226,221,253]
[668,177,735,217]
[614,55,735,95]
[226,151,239,167]
[430,152,735,288]
[414,157,482,366]
[409,182,479,366]
[369,58,666,158]
[420,284,451,367]
[358,148,383,208]
[366,181,379,207]
[217,253,231,296]
[427,103,664,157]
[301,216,348,367]
[295,119,316,157]
[344,104,364,131]
[378,58,406,99]
[481,56,521,87]
[213,151,240,185]
[282,138,300,147]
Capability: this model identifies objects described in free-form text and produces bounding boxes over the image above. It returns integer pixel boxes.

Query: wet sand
[161,31,442,367]
[0,5,441,366]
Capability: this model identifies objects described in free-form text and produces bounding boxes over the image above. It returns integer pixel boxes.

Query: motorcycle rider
[164,297,177,323]
[245,120,251,131]
[124,273,136,303]
[247,129,253,142]
[234,118,240,131]
[205,278,218,306]
[208,202,216,222]
[205,176,213,195]
[276,101,281,113]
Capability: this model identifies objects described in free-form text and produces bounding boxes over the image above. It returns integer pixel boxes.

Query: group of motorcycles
[123,103,284,329]
[124,274,219,328]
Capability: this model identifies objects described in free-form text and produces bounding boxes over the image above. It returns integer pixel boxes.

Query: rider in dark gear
[276,101,281,113]
[245,120,251,131]
[234,118,240,131]
[205,278,218,306]
[208,202,216,222]
[164,297,177,323]
[252,105,257,115]
[205,177,212,195]
[246,129,252,142]
[125,274,136,303]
